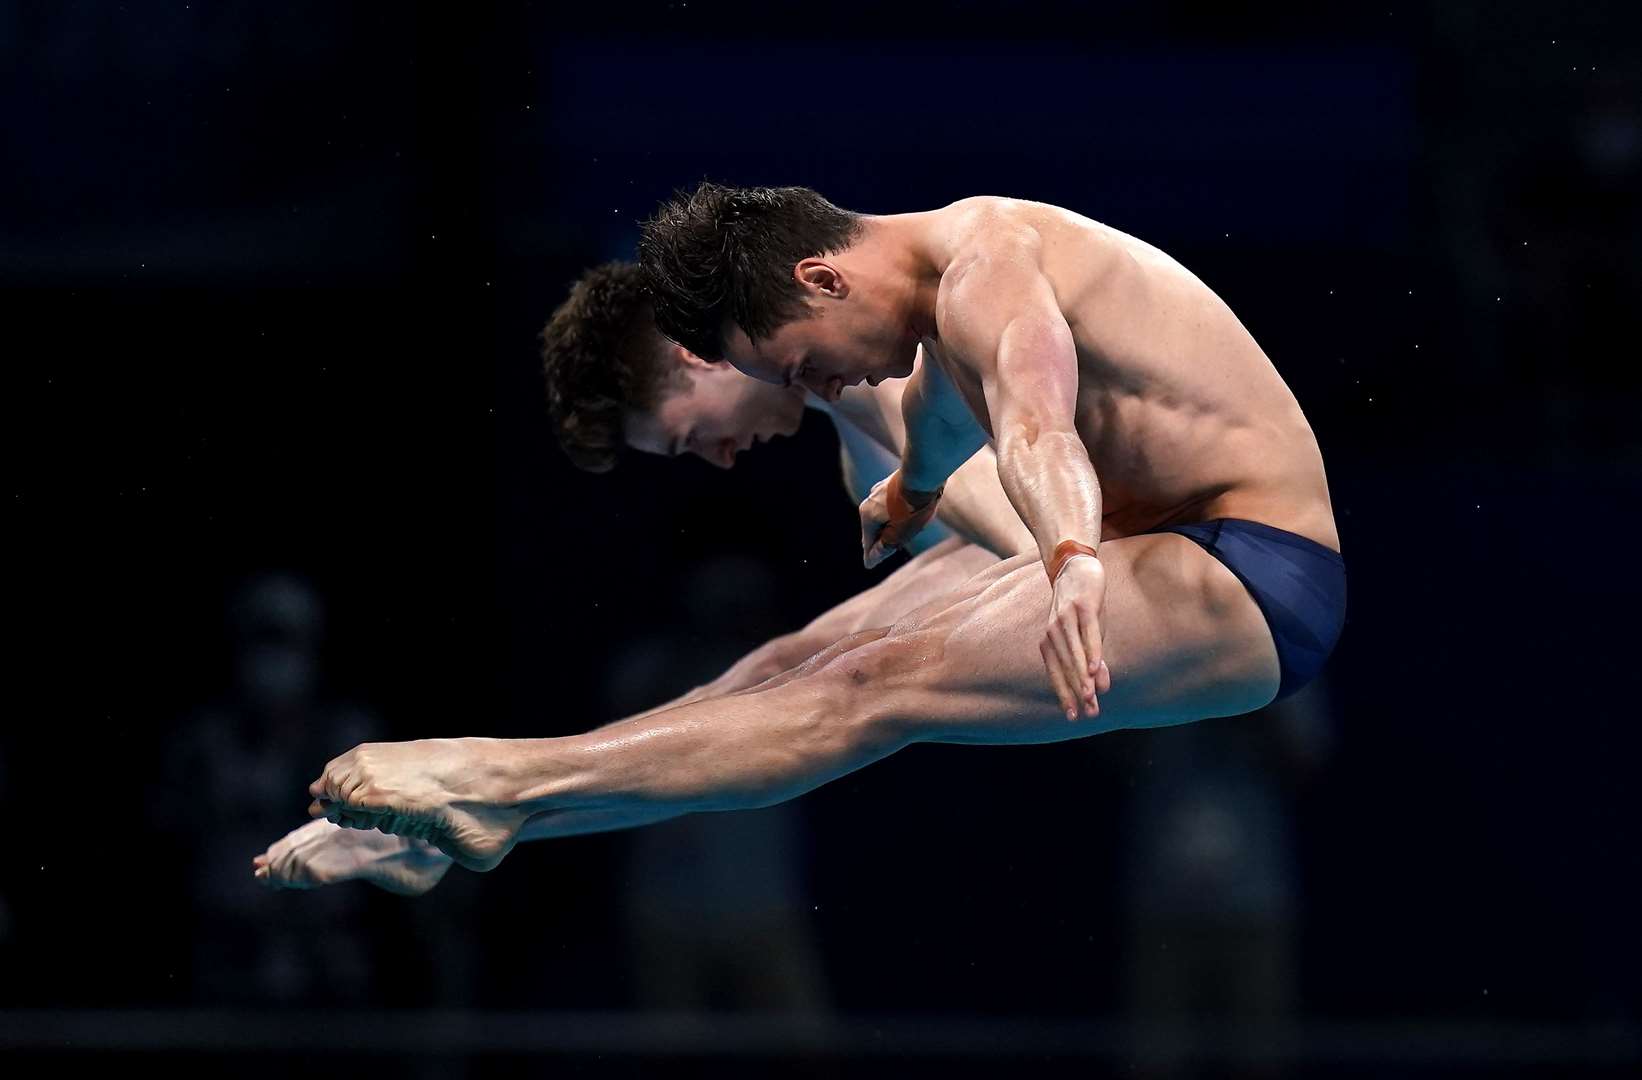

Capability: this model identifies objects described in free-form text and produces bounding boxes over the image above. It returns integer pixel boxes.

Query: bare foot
[307,737,533,872]
[253,818,453,896]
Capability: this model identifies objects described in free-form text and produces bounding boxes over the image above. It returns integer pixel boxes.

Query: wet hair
[638,182,863,361]
[539,261,680,473]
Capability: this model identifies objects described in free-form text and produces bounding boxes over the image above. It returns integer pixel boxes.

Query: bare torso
[921,198,1340,552]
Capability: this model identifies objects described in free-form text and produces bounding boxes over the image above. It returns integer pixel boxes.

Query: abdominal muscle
[1070,381,1340,552]
[929,199,1341,554]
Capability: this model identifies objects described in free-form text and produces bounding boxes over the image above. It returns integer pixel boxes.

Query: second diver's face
[720,261,921,402]
[624,345,807,469]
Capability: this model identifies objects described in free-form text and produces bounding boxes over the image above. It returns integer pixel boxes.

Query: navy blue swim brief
[1142,517,1346,703]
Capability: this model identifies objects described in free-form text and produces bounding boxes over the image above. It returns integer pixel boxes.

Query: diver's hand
[860,470,943,568]
[1041,554,1111,720]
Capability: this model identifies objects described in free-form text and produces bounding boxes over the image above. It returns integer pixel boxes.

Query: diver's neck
[860,215,942,333]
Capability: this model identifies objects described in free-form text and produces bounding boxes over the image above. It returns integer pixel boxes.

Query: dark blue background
[4,0,1639,1071]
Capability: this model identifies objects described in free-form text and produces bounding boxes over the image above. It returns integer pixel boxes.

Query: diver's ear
[795,258,848,299]
[675,343,717,370]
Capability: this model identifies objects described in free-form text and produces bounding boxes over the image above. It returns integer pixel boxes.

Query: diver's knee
[786,626,891,679]
[814,629,935,710]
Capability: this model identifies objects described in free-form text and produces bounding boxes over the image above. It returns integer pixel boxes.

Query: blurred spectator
[156,571,387,1005]
[1121,678,1336,1079]
[604,556,832,1015]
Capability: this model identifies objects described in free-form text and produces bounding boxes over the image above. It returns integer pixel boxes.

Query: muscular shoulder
[936,199,1129,334]
[937,197,1045,270]
[931,200,1062,339]
[937,197,1120,270]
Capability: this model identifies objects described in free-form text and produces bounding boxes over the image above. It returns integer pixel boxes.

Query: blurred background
[4,1,1639,1075]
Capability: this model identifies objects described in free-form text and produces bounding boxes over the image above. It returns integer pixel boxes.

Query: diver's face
[720,261,920,402]
[624,349,806,469]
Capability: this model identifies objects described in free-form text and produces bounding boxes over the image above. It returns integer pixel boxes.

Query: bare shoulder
[934,201,1084,323]
[942,194,1113,245]
[936,199,1125,303]
[939,200,1137,330]
[935,197,1044,264]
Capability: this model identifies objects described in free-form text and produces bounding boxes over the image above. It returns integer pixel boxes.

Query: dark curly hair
[638,182,863,361]
[539,261,681,473]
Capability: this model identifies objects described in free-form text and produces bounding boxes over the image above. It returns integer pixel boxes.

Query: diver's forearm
[996,428,1103,563]
[900,364,988,496]
[936,447,1038,558]
[901,422,980,496]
